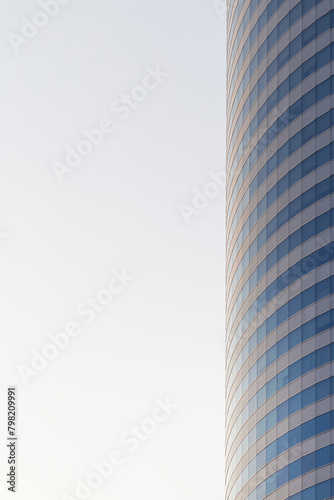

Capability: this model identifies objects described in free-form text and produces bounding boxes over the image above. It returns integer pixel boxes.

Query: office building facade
[226,0,334,498]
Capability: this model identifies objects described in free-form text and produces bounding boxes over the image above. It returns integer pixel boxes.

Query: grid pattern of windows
[228,341,334,454]
[228,9,334,153]
[228,0,287,88]
[228,215,334,335]
[227,308,334,427]
[228,75,334,232]
[228,259,334,413]
[227,204,334,336]
[228,0,273,55]
[231,411,334,498]
[248,445,334,499]
[227,105,334,236]
[228,0,322,107]
[228,106,334,290]
[228,43,334,163]
[287,478,334,499]
[226,0,334,498]
[227,212,334,362]
[227,141,334,274]
[227,376,334,482]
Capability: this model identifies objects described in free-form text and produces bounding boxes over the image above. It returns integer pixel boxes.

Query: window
[266,408,277,431]
[302,318,315,342]
[290,2,302,24]
[278,77,289,100]
[289,492,301,500]
[302,120,315,144]
[302,285,315,309]
[257,354,266,375]
[266,473,277,495]
[276,465,288,488]
[277,367,289,390]
[289,457,301,480]
[289,294,301,316]
[289,392,301,414]
[289,425,302,447]
[276,435,287,456]
[316,412,331,435]
[290,65,302,90]
[304,485,316,497]
[317,44,330,68]
[289,196,302,219]
[317,12,331,33]
[316,210,331,234]
[256,417,266,438]
[277,335,288,358]
[290,34,302,58]
[316,481,331,499]
[289,326,301,349]
[316,311,330,333]
[266,217,277,239]
[316,346,330,366]
[257,385,266,407]
[277,172,289,196]
[302,185,315,209]
[302,56,316,79]
[316,276,330,301]
[302,153,316,176]
[277,399,288,422]
[266,154,277,177]
[266,247,277,270]
[278,47,289,69]
[301,450,315,473]
[315,445,331,468]
[289,131,302,155]
[301,351,315,375]
[267,344,277,365]
[266,376,277,398]
[289,359,301,381]
[277,303,289,326]
[277,238,288,261]
[258,449,266,475]
[277,140,289,163]
[316,378,331,400]
[289,162,301,185]
[290,99,303,119]
[266,441,276,462]
[317,78,331,101]
[302,386,315,407]
[316,111,331,135]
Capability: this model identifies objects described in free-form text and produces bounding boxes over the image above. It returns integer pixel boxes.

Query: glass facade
[226,0,334,498]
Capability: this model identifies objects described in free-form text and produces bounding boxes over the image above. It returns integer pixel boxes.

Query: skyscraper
[226,1,334,499]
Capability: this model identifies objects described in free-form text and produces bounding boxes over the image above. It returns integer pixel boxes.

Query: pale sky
[0,2,226,499]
